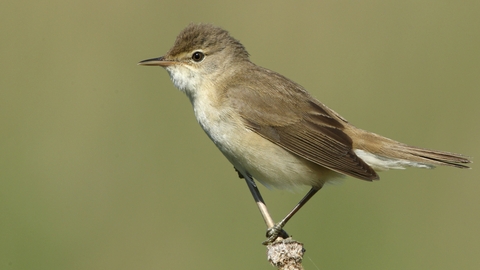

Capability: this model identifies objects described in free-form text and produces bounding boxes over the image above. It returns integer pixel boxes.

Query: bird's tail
[347,128,471,171]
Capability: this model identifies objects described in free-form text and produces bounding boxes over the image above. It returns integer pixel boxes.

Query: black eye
[192,51,205,62]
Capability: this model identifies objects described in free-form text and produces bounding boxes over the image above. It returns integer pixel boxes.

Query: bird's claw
[262,223,289,245]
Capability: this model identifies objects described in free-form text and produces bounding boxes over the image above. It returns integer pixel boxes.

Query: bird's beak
[138,56,175,67]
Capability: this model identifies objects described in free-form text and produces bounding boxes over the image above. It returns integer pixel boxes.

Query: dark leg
[237,169,275,228]
[235,168,289,241]
[263,186,322,245]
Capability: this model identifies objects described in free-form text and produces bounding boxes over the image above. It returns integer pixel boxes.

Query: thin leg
[240,170,275,228]
[236,168,290,242]
[263,186,322,244]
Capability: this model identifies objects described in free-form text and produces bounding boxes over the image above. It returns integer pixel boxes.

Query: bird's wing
[226,70,378,181]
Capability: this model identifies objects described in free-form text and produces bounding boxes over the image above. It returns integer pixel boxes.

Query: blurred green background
[1,1,479,269]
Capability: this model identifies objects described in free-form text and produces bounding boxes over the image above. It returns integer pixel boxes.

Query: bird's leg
[237,169,275,228]
[235,168,289,242]
[263,186,322,245]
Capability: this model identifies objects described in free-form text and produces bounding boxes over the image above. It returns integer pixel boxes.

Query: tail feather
[390,144,471,169]
[349,128,471,171]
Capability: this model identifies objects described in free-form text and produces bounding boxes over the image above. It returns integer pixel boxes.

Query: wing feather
[227,67,378,180]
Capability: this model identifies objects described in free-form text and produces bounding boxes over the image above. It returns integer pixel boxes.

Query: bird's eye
[192,51,205,62]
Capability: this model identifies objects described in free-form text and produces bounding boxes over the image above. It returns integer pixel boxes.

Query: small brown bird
[139,23,471,244]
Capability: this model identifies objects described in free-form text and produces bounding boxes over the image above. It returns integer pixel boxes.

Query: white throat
[165,65,202,102]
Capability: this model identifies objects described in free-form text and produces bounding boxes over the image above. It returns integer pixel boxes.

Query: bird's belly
[202,118,341,189]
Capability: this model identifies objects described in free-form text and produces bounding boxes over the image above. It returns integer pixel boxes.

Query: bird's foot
[262,223,289,245]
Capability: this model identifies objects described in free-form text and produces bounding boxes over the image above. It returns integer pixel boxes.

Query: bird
[139,23,471,244]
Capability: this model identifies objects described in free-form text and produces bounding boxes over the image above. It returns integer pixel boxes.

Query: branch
[266,238,305,270]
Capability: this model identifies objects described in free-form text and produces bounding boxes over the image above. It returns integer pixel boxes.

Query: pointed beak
[138,56,175,67]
